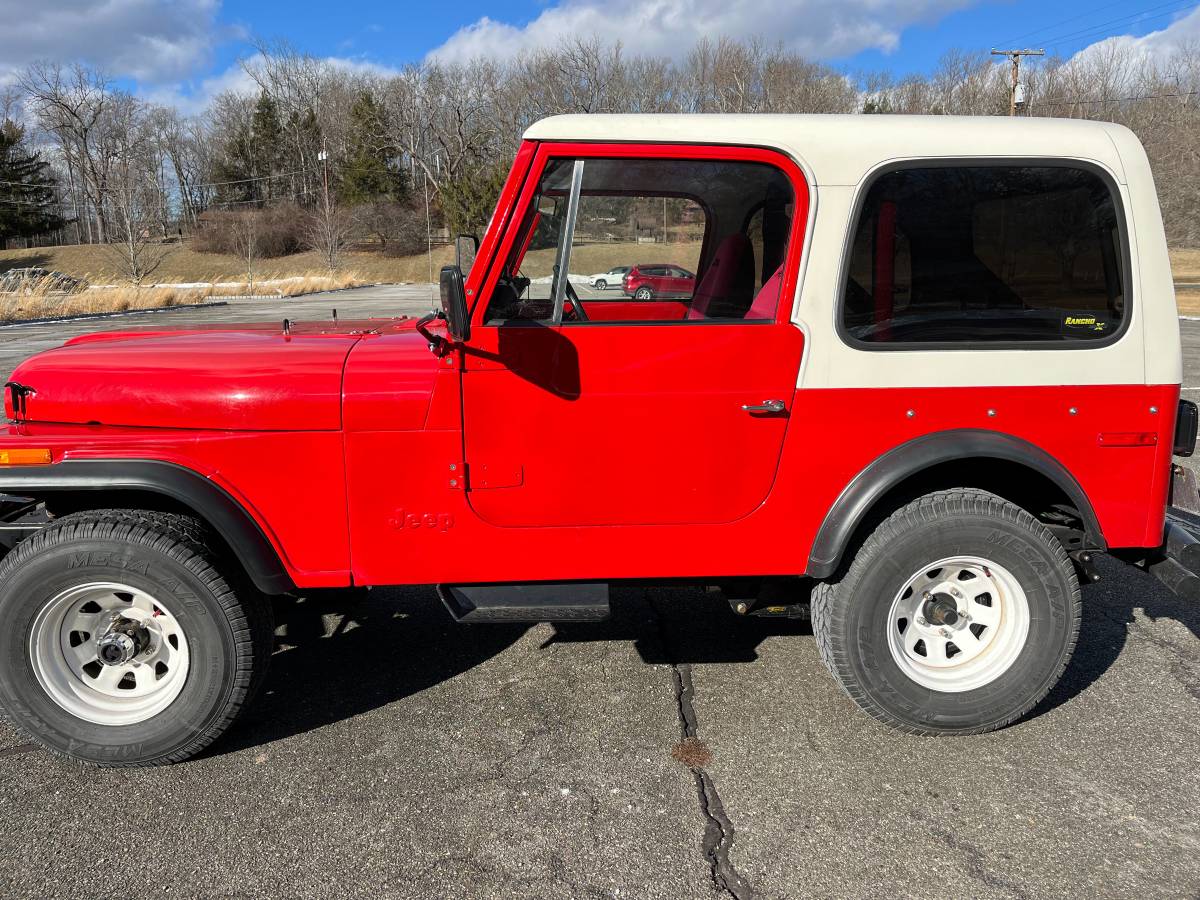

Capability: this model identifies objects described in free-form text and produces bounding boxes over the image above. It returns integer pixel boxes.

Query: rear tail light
[1176,400,1198,457]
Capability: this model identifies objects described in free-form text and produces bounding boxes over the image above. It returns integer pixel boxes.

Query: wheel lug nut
[916,616,927,626]
[940,628,951,638]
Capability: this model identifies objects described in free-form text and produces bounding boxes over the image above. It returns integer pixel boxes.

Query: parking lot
[0,285,1198,899]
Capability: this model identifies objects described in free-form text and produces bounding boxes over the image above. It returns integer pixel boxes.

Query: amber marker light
[0,448,53,465]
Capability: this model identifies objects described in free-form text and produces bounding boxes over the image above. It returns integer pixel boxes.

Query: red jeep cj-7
[1,114,1198,766]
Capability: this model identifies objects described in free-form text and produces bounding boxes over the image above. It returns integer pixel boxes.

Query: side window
[484,156,796,325]
[841,165,1127,346]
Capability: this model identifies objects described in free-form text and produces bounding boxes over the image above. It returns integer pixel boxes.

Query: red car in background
[622,263,695,299]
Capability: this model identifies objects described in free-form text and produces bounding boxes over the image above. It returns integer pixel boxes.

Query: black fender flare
[0,459,293,594]
[805,429,1105,579]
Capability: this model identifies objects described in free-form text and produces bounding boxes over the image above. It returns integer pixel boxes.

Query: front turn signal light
[0,448,52,465]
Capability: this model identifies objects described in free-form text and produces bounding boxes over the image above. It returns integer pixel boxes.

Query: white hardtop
[524,114,1139,187]
[525,113,1178,389]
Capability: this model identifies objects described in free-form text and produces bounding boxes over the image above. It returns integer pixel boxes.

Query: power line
[1035,88,1200,108]
[189,168,311,190]
[0,167,312,191]
[1035,0,1198,50]
[996,0,1143,48]
[0,195,68,207]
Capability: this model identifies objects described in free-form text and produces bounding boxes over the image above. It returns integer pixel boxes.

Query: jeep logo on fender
[388,510,454,532]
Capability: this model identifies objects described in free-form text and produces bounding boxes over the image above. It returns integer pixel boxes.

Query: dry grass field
[0,244,456,289]
[0,244,457,321]
[0,272,368,322]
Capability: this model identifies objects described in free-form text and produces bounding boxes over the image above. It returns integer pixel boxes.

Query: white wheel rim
[29,582,190,725]
[885,556,1030,693]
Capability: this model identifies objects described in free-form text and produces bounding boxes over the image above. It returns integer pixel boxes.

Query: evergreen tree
[440,162,508,236]
[341,91,409,205]
[212,120,258,205]
[212,92,285,206]
[0,119,64,244]
[250,91,284,201]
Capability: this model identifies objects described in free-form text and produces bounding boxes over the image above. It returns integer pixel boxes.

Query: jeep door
[460,144,808,528]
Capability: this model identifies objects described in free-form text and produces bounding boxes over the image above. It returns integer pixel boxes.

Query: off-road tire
[811,488,1081,735]
[0,509,274,766]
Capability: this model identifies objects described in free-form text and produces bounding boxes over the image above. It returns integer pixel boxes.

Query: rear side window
[841,165,1127,347]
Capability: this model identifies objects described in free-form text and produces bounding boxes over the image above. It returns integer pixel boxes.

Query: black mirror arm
[416,310,451,356]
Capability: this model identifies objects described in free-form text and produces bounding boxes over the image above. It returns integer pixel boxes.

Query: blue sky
[2,0,1199,108]
[215,0,1200,74]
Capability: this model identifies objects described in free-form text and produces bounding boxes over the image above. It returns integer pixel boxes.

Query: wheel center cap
[96,619,151,666]
[923,593,960,627]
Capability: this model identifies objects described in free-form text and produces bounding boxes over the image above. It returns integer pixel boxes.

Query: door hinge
[448,462,466,490]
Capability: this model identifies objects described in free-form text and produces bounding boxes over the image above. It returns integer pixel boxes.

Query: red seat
[688,233,755,320]
[745,265,784,320]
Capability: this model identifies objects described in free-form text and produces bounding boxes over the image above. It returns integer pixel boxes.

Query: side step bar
[437,582,611,623]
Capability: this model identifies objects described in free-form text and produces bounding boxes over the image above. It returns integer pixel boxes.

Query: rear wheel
[634,286,653,300]
[594,279,607,291]
[811,488,1080,734]
[0,510,274,766]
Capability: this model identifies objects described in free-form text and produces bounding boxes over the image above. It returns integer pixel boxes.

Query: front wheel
[0,510,274,766]
[812,488,1080,734]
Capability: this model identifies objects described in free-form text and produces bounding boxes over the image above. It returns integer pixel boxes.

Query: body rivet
[449,479,458,488]
[987,409,996,417]
[906,409,915,418]
[736,602,748,615]
[449,463,457,471]
[1069,407,1077,415]
[1150,406,1159,414]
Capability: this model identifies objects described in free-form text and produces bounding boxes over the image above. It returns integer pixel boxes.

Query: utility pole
[318,139,330,210]
[991,48,1044,116]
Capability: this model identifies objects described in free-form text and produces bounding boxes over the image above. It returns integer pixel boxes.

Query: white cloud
[141,63,260,115]
[429,0,978,63]
[1069,6,1200,69]
[0,0,227,85]
[145,54,402,115]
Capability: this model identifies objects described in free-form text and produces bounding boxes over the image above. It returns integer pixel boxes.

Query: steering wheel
[564,279,590,322]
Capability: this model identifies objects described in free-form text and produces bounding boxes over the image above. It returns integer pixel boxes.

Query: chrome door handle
[741,399,786,413]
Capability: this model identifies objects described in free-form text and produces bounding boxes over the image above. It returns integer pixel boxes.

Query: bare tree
[228,210,260,293]
[306,193,350,271]
[102,95,167,284]
[20,62,112,243]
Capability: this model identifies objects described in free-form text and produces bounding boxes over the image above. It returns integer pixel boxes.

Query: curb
[0,301,230,329]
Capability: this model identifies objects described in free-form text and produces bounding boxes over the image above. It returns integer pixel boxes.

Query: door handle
[741,399,786,413]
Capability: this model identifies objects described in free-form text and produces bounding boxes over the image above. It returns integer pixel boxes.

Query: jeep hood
[5,318,423,431]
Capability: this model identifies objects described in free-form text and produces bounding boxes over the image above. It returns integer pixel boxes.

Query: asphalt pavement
[0,286,1197,898]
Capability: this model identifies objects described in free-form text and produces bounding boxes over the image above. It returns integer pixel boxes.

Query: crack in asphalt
[646,593,755,900]
[0,742,38,760]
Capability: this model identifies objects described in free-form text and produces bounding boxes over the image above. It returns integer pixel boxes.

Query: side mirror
[439,265,471,343]
[455,233,479,274]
